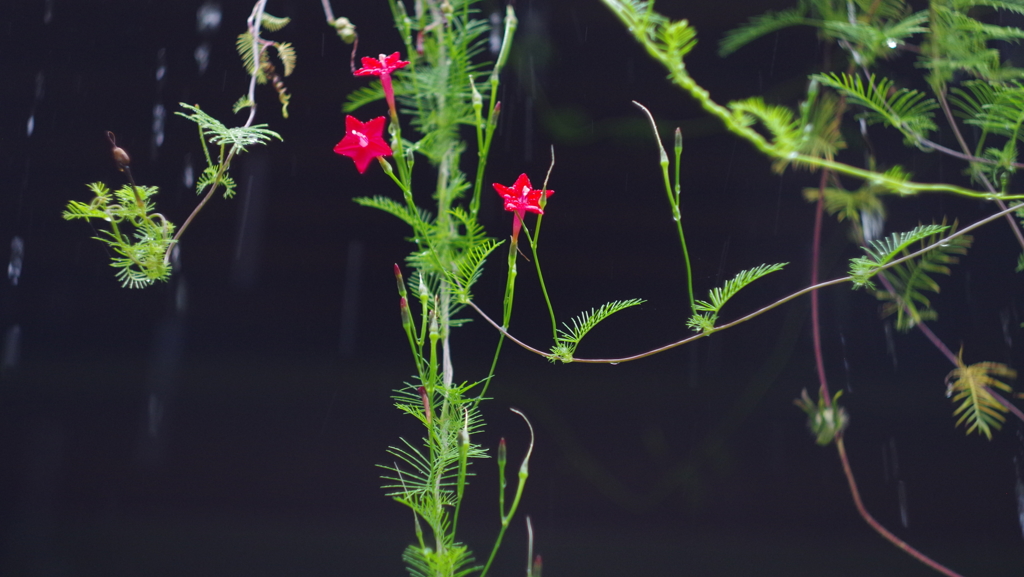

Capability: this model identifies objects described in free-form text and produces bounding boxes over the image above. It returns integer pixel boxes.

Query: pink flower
[334,115,392,174]
[354,52,409,118]
[492,173,553,242]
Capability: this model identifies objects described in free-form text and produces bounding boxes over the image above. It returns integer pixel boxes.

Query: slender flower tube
[354,52,409,119]
[333,115,393,173]
[492,173,553,242]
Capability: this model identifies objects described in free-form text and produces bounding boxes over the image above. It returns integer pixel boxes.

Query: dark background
[2,0,1024,575]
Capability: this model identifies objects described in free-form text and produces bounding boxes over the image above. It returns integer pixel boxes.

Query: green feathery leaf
[260,13,291,32]
[813,72,938,145]
[946,351,1017,440]
[849,223,950,288]
[687,263,788,332]
[875,221,972,331]
[550,299,645,362]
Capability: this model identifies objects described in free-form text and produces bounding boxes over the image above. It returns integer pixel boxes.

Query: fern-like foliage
[813,72,938,146]
[728,98,803,167]
[687,263,788,333]
[720,0,925,68]
[922,0,1024,89]
[177,103,282,152]
[236,13,294,81]
[549,299,645,362]
[875,221,971,331]
[63,182,176,288]
[849,223,950,288]
[950,80,1024,187]
[946,350,1017,439]
[354,195,434,230]
[381,379,488,570]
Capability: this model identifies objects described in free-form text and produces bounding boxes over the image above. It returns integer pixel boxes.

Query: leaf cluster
[814,72,938,146]
[874,221,971,331]
[720,0,926,68]
[946,351,1017,439]
[849,223,950,288]
[382,379,488,576]
[235,12,296,117]
[63,182,176,288]
[922,0,1024,89]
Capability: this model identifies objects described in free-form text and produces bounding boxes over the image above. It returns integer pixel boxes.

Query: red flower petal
[492,173,553,215]
[353,52,410,77]
[334,115,393,173]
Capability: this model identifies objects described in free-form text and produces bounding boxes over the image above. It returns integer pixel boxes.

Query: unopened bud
[470,77,482,110]
[107,131,130,171]
[418,385,432,424]
[400,296,412,327]
[497,437,507,467]
[333,17,357,44]
[394,264,407,297]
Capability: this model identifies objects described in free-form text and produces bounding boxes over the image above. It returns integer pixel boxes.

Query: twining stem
[932,89,1024,252]
[164,0,269,264]
[811,169,832,406]
[835,438,964,577]
[467,201,1024,363]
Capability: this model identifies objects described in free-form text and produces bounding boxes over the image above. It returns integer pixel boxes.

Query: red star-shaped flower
[353,52,410,77]
[354,52,409,118]
[492,173,553,241]
[333,115,393,174]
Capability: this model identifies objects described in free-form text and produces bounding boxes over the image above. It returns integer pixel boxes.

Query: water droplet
[489,12,502,55]
[152,103,166,148]
[8,236,23,285]
[194,43,211,75]
[156,48,167,82]
[35,71,45,101]
[897,479,910,528]
[183,155,195,188]
[2,325,20,371]
[886,38,898,49]
[26,114,34,137]
[197,2,222,34]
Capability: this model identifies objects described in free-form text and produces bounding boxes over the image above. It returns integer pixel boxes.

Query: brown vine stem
[466,200,1022,364]
[162,0,268,264]
[933,89,1024,252]
[836,437,964,577]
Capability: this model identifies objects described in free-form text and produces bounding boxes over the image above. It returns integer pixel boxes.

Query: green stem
[471,6,517,218]
[518,219,558,343]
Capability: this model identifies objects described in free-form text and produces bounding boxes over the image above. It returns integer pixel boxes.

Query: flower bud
[418,385,432,424]
[394,264,407,297]
[399,296,412,328]
[332,17,357,44]
[107,131,130,171]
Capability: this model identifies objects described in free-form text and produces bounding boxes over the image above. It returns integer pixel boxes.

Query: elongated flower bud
[399,296,412,328]
[394,264,407,297]
[418,385,432,425]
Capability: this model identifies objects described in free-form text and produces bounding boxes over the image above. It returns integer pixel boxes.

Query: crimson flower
[333,115,392,174]
[492,173,553,242]
[354,52,409,118]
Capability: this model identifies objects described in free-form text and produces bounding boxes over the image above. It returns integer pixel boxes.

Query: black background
[2,0,1024,575]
